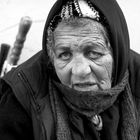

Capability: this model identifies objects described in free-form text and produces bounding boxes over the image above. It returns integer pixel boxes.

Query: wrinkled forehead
[54,18,109,43]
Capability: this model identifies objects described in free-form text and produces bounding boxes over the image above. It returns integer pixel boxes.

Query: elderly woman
[0,0,140,140]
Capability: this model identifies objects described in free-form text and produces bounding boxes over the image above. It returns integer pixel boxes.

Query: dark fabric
[49,73,138,140]
[101,102,120,140]
[52,71,128,117]
[70,111,101,140]
[0,87,33,140]
[129,50,140,98]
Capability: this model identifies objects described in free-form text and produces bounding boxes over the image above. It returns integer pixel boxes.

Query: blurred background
[0,0,140,65]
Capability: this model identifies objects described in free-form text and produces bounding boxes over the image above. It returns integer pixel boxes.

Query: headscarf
[42,0,130,85]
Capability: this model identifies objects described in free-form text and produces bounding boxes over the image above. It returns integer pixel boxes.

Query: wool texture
[47,71,138,140]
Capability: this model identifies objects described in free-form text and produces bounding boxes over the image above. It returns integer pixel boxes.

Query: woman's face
[52,20,113,91]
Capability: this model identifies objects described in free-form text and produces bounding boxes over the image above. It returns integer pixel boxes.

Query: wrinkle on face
[52,18,113,91]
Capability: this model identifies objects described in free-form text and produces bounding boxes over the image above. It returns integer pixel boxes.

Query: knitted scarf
[48,71,138,140]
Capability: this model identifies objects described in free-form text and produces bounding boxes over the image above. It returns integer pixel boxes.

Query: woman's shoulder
[129,49,140,98]
[2,50,50,107]
[129,50,140,66]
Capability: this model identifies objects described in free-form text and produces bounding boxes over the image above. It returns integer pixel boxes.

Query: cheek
[90,54,113,89]
[53,58,71,86]
[103,56,113,80]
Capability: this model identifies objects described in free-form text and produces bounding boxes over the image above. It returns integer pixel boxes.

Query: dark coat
[0,51,55,140]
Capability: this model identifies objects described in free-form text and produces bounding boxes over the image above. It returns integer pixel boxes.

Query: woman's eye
[86,51,103,60]
[58,52,72,60]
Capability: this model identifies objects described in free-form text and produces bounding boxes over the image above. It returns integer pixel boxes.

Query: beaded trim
[60,0,100,20]
[48,0,101,31]
[74,0,82,16]
[86,0,100,20]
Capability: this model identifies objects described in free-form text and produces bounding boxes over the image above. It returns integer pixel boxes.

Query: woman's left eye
[86,51,103,60]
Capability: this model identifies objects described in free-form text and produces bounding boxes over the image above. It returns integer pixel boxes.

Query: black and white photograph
[0,0,140,139]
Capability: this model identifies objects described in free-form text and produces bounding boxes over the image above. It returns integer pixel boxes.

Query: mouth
[72,82,98,91]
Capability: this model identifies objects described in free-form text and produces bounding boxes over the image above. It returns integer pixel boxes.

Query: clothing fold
[47,71,137,140]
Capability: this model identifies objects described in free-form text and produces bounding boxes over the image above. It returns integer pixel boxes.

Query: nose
[72,55,91,78]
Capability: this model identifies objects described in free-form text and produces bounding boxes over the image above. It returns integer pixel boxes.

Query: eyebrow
[54,41,108,53]
[54,46,71,52]
[83,41,108,48]
[81,42,103,50]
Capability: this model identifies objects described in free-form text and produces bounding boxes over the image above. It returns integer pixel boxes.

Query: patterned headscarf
[48,0,107,32]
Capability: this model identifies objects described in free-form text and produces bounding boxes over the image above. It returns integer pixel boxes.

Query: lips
[74,82,95,87]
[72,82,98,91]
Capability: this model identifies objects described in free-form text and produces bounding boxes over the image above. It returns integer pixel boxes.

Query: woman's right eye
[85,50,104,60]
[58,52,72,61]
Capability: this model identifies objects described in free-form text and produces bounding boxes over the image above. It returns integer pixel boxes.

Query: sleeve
[0,88,34,140]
